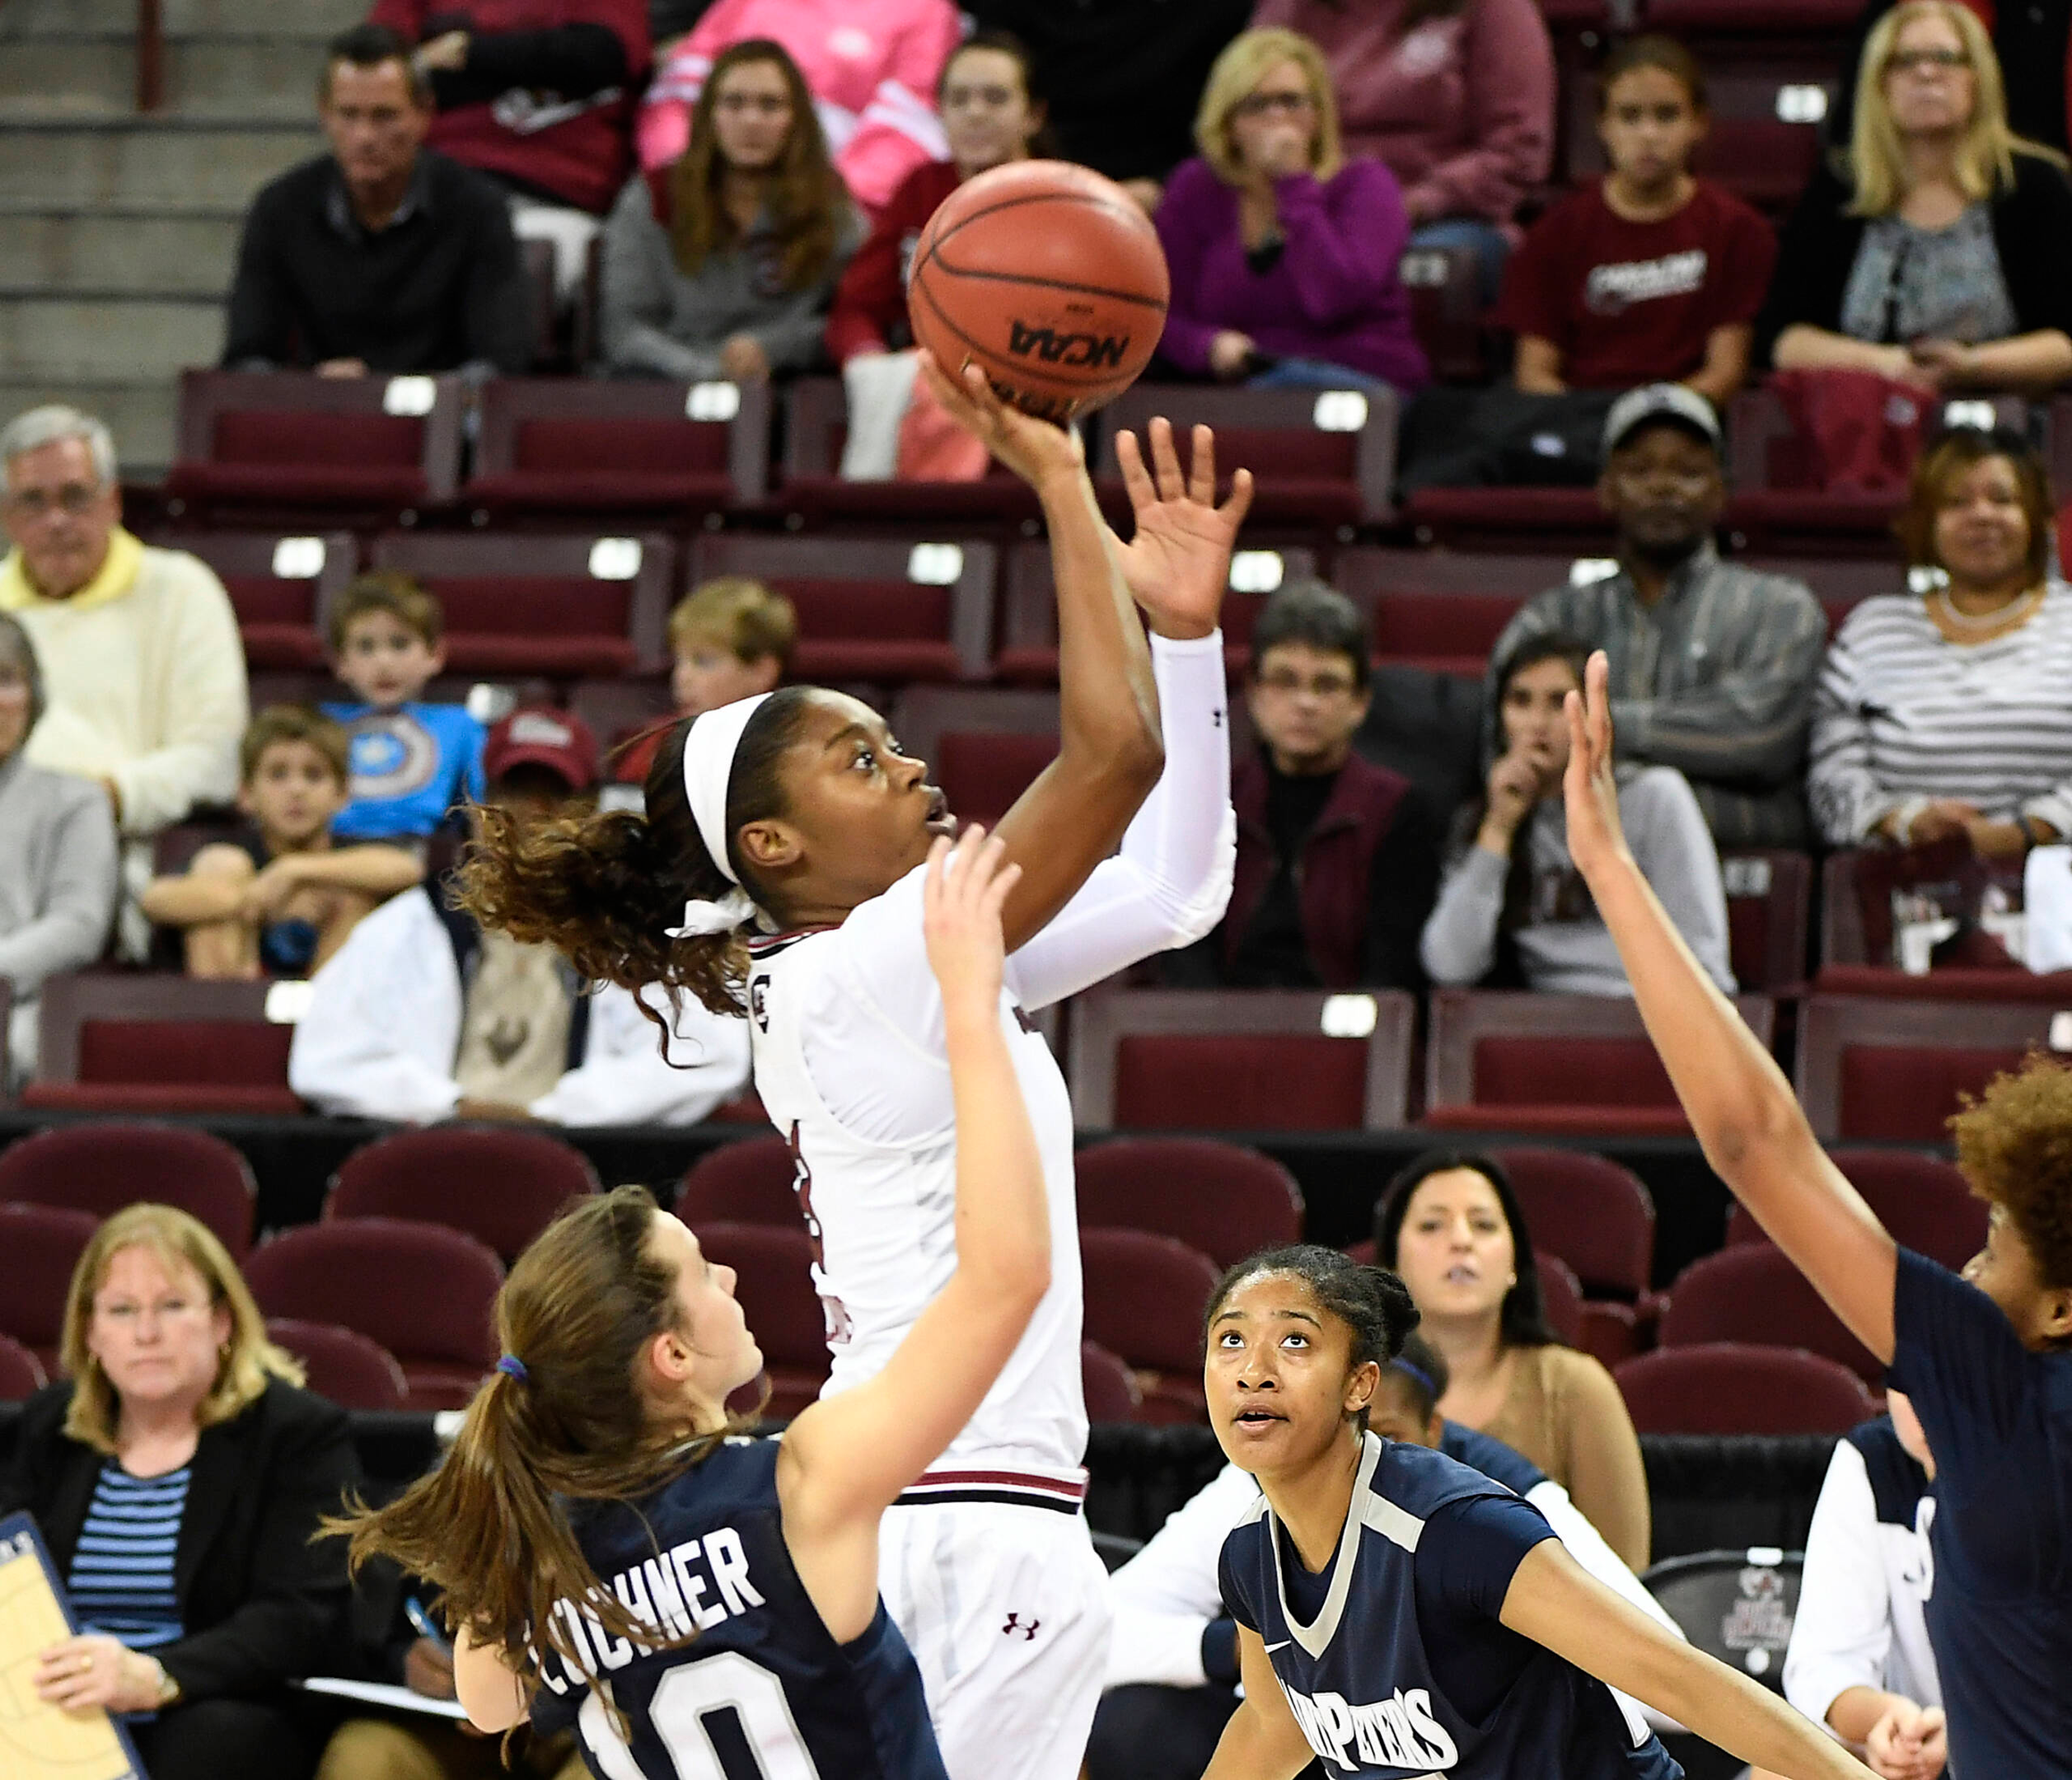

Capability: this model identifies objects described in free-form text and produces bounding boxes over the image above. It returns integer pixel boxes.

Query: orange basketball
[908,160,1170,423]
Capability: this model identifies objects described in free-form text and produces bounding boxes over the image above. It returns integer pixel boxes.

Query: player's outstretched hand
[1110,417,1255,641]
[922,825,1022,1020]
[915,350,1084,493]
[1562,649,1635,884]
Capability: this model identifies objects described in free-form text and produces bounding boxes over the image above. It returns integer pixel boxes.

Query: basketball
[907,160,1170,424]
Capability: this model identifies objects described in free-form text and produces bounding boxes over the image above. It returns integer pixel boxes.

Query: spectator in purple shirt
[1153,27,1429,395]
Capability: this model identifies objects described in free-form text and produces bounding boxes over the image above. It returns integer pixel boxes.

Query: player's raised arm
[774,829,1049,1608]
[1560,649,1897,1361]
[918,354,1251,952]
[1499,1541,1874,1780]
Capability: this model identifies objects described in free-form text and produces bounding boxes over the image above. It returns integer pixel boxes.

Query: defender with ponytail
[1202,1244,1877,1780]
[453,354,1252,1780]
[335,828,1051,1780]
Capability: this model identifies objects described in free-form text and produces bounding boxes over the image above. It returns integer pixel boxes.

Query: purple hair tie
[1391,1358,1437,1398]
[496,1355,530,1384]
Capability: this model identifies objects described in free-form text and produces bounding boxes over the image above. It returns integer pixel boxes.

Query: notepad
[0,1511,144,1780]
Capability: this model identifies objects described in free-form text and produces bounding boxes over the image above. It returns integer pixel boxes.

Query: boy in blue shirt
[322,571,484,842]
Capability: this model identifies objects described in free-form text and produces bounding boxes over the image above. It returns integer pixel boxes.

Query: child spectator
[320,572,484,843]
[1156,27,1429,394]
[289,707,751,1126]
[1498,37,1775,405]
[1164,579,1438,990]
[1422,632,1733,996]
[603,37,863,382]
[613,575,795,784]
[141,707,423,980]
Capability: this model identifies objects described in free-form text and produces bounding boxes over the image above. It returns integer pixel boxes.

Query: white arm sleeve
[1105,1463,1260,1690]
[1008,630,1236,1013]
[1783,1441,1899,1733]
[530,985,751,1127]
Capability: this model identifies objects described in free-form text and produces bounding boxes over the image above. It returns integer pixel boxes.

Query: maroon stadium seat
[465,376,770,519]
[1532,1252,1588,1347]
[1075,1137,1303,1271]
[1720,850,1813,991]
[1399,245,1488,384]
[325,1126,601,1265]
[1070,989,1416,1131]
[690,534,995,686]
[146,530,355,670]
[677,1136,801,1229]
[1490,1147,1655,1299]
[1815,847,2072,1000]
[1425,990,1777,1136]
[367,531,676,679]
[1335,547,1592,603]
[1079,1228,1220,1425]
[165,369,463,517]
[1082,1339,1143,1424]
[0,1203,99,1374]
[1616,1343,1876,1436]
[888,686,1060,826]
[994,543,1319,684]
[266,1317,409,1412]
[26,975,302,1116]
[695,1221,828,1420]
[1401,488,1611,553]
[0,1123,256,1261]
[570,677,676,782]
[1096,383,1399,530]
[1795,995,2067,1142]
[0,1330,49,1401]
[1726,1149,1985,1271]
[1659,1244,1882,1382]
[779,377,1045,527]
[245,1219,503,1411]
[1368,588,1526,677]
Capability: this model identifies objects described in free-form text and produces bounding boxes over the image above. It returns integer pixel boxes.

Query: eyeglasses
[714,91,791,116]
[1234,90,1316,119]
[2,483,102,521]
[1887,47,1971,74]
[1256,668,1359,699]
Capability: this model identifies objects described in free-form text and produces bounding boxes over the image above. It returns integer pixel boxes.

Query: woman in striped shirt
[0,1204,358,1780]
[1809,428,2072,855]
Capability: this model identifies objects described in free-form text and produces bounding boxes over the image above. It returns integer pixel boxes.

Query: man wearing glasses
[0,405,247,950]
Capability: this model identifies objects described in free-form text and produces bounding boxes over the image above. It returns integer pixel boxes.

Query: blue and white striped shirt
[63,1460,189,1650]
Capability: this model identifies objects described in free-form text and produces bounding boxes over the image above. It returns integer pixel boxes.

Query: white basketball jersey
[743,874,1087,1482]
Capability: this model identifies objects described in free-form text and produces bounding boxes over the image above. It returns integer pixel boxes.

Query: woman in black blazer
[0,1205,360,1780]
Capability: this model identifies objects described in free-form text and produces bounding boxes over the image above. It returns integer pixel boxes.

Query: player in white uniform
[456,355,1254,1780]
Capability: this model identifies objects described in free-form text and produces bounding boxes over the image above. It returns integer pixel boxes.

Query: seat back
[1081,1339,1143,1424]
[327,1127,600,1264]
[1070,989,1416,1131]
[1727,1148,1985,1270]
[677,1136,801,1228]
[266,1317,409,1411]
[0,1329,48,1400]
[29,975,301,1114]
[1720,851,1813,991]
[1533,1252,1585,1347]
[1078,1229,1220,1374]
[889,688,1061,830]
[1367,588,1526,676]
[1075,1138,1304,1271]
[1398,245,1487,383]
[148,530,357,668]
[1490,1148,1655,1297]
[1642,1545,1805,1690]
[1617,1343,1874,1437]
[0,1203,100,1367]
[695,1221,828,1375]
[0,1122,256,1260]
[1660,1244,1883,1380]
[174,368,463,503]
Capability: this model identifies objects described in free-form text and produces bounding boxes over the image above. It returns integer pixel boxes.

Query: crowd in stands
[6,5,2072,1777]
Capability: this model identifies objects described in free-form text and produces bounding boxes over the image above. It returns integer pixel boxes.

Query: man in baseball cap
[1483,382,1828,847]
[480,705,598,810]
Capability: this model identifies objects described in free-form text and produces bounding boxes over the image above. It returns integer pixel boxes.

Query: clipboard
[0,1511,147,1780]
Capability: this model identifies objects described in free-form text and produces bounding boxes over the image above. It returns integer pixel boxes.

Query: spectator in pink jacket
[637,0,959,214]
[1251,0,1554,298]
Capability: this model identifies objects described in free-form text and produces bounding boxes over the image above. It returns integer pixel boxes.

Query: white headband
[665,692,773,940]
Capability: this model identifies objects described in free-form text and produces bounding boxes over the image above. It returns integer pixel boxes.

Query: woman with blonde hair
[1154,26,1429,392]
[603,37,863,382]
[0,1203,359,1780]
[1756,0,2072,391]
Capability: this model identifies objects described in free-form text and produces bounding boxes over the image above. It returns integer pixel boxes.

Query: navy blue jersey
[1439,1422,1547,1498]
[1888,1247,2072,1778]
[529,1436,947,1780]
[1219,1433,1681,1780]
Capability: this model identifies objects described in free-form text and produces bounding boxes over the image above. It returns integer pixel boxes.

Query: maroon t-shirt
[1492,180,1777,387]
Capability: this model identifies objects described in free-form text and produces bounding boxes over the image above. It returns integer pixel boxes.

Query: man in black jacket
[222,24,531,377]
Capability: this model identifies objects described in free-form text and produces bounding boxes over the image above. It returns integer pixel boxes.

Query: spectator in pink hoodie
[637,0,959,215]
[1251,0,1554,298]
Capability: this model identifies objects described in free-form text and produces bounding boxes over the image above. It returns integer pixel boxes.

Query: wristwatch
[148,1656,182,1707]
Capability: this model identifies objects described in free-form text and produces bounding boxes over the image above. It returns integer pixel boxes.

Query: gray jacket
[1484,544,1827,848]
[0,753,119,1078]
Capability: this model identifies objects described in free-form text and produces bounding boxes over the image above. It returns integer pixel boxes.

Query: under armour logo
[1002,1614,1040,1641]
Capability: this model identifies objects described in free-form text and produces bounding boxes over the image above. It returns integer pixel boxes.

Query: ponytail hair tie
[1391,1358,1437,1398]
[496,1355,530,1384]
